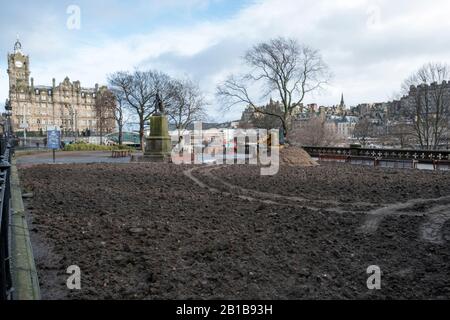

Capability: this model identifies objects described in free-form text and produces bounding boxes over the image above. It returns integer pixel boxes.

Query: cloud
[2,0,450,120]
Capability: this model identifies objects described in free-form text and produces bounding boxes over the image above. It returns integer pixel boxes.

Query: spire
[340,93,345,107]
[14,35,22,54]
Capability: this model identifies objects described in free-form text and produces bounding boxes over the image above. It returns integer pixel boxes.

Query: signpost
[47,129,61,163]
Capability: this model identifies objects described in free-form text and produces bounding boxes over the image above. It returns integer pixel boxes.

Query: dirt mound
[280,146,318,167]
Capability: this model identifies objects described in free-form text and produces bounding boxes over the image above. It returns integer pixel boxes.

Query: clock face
[15,61,23,68]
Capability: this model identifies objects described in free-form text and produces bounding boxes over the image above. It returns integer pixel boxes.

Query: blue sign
[47,130,61,149]
[279,128,285,145]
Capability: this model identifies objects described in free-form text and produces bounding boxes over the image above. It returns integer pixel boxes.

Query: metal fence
[303,145,450,170]
[303,146,450,162]
[0,136,13,300]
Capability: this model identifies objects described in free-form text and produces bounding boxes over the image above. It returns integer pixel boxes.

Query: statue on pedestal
[141,91,172,162]
[155,91,165,115]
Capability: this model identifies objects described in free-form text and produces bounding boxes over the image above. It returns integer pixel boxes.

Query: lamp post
[4,100,12,138]
[22,102,28,147]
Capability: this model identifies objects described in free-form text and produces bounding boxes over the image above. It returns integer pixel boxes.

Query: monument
[143,92,172,162]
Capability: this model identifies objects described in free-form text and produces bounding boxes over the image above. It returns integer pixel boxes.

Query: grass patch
[63,142,134,152]
[15,150,51,157]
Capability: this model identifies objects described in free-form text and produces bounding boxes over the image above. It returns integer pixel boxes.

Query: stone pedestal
[143,115,172,162]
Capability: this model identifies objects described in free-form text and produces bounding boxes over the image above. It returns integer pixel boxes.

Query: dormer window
[35,89,40,95]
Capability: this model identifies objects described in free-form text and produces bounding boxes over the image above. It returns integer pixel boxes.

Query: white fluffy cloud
[2,0,450,120]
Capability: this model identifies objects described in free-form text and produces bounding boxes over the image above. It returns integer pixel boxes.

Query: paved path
[16,151,134,166]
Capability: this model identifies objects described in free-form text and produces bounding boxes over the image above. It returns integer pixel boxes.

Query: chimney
[52,78,56,87]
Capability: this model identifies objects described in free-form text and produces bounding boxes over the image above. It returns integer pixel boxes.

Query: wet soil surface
[18,162,450,300]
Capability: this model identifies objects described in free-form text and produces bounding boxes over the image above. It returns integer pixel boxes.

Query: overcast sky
[1,0,450,121]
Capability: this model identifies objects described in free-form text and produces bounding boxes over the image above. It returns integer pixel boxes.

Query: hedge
[63,142,134,152]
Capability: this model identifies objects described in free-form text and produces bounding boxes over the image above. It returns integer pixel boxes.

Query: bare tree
[108,71,152,149]
[402,62,450,150]
[166,79,207,140]
[289,117,341,147]
[110,88,128,146]
[108,70,172,149]
[353,118,375,147]
[389,122,415,149]
[94,87,116,145]
[217,37,331,139]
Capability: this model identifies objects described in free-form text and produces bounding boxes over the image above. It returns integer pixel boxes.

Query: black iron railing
[0,136,13,300]
[303,146,450,163]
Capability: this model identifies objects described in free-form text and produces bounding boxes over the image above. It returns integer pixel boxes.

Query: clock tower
[7,37,30,92]
[4,37,115,135]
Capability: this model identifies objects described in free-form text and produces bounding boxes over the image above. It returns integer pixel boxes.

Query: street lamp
[4,100,12,138]
[21,103,29,147]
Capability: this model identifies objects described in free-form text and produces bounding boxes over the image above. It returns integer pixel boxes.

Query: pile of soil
[280,146,318,167]
[18,162,450,300]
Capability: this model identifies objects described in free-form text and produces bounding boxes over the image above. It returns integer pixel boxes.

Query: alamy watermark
[366,4,382,29]
[66,5,81,30]
[171,122,280,176]
[66,265,81,290]
[366,265,381,290]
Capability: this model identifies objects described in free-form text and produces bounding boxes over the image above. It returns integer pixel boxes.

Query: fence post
[0,146,12,300]
[374,158,380,167]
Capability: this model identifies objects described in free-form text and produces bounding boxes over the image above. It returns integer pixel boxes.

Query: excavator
[257,128,285,149]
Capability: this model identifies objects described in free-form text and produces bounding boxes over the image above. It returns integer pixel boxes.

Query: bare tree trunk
[139,116,145,151]
[118,123,123,146]
[100,115,103,145]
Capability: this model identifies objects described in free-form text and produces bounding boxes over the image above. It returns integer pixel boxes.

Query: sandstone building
[388,81,450,121]
[6,39,115,135]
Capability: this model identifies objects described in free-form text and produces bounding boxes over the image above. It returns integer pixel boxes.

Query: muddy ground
[18,162,450,300]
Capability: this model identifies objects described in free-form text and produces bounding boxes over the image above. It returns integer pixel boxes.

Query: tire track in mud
[421,210,450,244]
[184,165,374,214]
[184,167,280,206]
[185,165,450,244]
[360,196,450,244]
